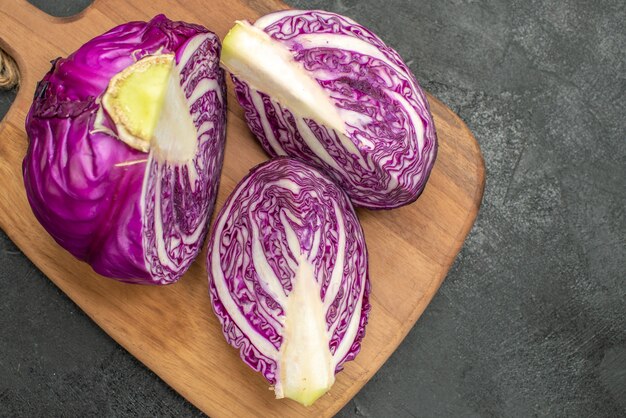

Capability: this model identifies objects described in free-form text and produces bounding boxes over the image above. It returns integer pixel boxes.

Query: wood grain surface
[0,0,485,416]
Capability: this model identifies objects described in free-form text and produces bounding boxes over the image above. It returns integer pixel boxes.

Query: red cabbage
[23,15,226,284]
[221,10,438,209]
[207,157,370,406]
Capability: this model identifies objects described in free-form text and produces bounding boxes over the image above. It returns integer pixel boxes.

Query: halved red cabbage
[207,158,370,406]
[222,10,438,209]
[22,15,226,284]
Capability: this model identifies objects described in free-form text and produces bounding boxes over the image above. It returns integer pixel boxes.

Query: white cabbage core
[151,67,198,162]
[221,21,345,134]
[102,54,198,163]
[277,256,335,406]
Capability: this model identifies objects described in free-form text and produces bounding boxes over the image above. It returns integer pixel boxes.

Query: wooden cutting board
[0,0,485,416]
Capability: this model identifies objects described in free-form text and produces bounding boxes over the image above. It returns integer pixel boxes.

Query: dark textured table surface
[1,0,625,416]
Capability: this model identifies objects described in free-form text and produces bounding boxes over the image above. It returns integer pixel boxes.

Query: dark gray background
[1,0,624,416]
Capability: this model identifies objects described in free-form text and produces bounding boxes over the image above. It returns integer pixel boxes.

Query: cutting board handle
[0,0,62,127]
[0,0,62,67]
[0,0,110,123]
[0,0,121,98]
